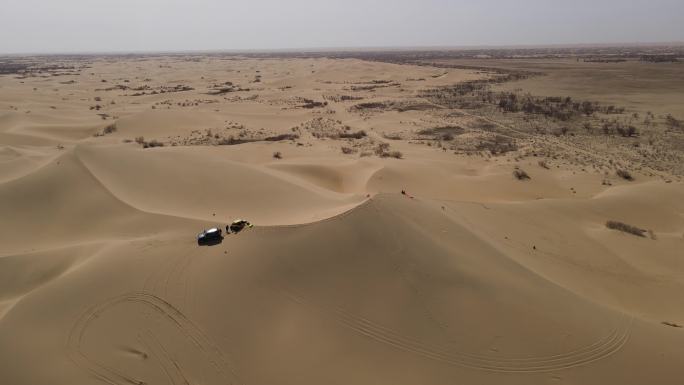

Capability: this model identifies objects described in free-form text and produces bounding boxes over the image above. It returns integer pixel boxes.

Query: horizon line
[2,41,684,57]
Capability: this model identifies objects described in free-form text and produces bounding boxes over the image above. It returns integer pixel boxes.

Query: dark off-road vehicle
[197,227,223,245]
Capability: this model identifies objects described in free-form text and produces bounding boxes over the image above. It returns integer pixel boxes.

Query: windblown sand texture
[1,53,683,385]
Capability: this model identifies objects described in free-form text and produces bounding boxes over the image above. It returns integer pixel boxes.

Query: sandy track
[67,292,239,385]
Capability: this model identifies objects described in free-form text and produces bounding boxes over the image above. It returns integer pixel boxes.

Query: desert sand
[1,52,683,385]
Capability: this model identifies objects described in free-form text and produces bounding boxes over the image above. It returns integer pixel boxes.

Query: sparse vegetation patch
[616,169,634,181]
[606,220,647,237]
[513,168,531,180]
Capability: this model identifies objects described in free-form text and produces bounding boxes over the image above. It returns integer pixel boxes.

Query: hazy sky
[1,0,683,54]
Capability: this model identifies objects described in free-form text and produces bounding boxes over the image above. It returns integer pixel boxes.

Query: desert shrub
[386,150,403,159]
[475,135,517,155]
[143,139,164,148]
[341,146,356,154]
[616,169,634,181]
[300,98,327,109]
[666,114,681,130]
[135,136,145,144]
[580,100,595,116]
[352,102,387,110]
[418,125,464,139]
[382,133,402,140]
[217,136,252,145]
[338,130,366,139]
[374,142,390,156]
[264,133,299,141]
[498,92,520,113]
[606,220,646,237]
[640,55,679,63]
[616,125,638,137]
[103,123,117,134]
[93,123,117,137]
[662,321,683,328]
[339,95,363,101]
[604,105,625,114]
[372,142,403,159]
[273,151,282,159]
[513,168,531,180]
[538,160,550,169]
[602,122,613,135]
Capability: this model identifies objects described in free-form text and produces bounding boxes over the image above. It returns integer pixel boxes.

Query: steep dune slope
[0,150,200,253]
[267,159,382,194]
[75,144,367,224]
[444,181,684,324]
[0,145,62,183]
[1,195,682,385]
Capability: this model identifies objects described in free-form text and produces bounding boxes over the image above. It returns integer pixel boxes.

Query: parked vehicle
[197,227,223,245]
[227,219,253,234]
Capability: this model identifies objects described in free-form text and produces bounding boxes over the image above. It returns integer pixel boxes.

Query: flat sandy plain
[1,50,683,385]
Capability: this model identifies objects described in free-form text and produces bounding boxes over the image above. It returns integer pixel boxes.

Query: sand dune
[268,159,382,194]
[75,144,367,224]
[1,54,683,385]
[2,195,683,385]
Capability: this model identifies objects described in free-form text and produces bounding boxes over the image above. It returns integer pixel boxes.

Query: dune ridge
[1,54,683,385]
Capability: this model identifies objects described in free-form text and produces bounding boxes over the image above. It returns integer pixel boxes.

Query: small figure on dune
[401,189,414,199]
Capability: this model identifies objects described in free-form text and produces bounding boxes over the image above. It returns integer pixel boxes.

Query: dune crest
[1,53,683,385]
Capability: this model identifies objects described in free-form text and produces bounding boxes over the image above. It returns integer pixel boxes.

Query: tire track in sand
[67,292,239,385]
[280,288,632,373]
[268,199,632,373]
[140,241,200,313]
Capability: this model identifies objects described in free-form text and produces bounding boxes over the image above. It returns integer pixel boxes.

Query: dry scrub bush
[93,123,117,137]
[143,139,164,148]
[338,130,366,139]
[374,142,403,159]
[475,135,517,155]
[103,123,117,134]
[606,220,647,237]
[264,133,299,141]
[374,142,390,156]
[382,133,402,140]
[666,114,681,130]
[616,169,634,181]
[513,168,531,180]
